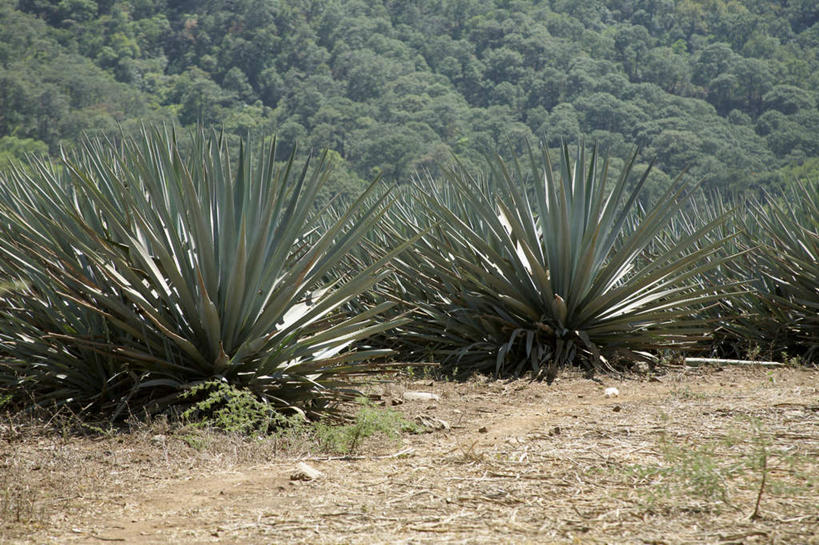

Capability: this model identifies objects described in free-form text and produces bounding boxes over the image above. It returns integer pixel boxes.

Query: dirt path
[3,366,818,544]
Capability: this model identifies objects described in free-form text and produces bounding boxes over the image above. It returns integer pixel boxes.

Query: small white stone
[604,387,620,398]
[291,462,323,481]
[402,391,440,402]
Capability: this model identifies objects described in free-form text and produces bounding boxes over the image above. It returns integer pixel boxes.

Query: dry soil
[2,365,818,545]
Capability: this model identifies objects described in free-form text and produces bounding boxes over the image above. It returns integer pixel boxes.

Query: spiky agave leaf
[0,128,405,418]
[394,142,742,380]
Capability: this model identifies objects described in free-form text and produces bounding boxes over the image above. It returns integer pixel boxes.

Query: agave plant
[740,180,818,361]
[392,143,742,380]
[681,180,819,362]
[320,183,451,356]
[642,191,753,358]
[0,128,404,418]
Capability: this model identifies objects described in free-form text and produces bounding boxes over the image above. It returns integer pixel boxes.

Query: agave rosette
[395,143,742,379]
[747,181,818,360]
[0,128,404,417]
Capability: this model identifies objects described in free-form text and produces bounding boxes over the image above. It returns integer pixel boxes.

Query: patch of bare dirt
[2,366,818,545]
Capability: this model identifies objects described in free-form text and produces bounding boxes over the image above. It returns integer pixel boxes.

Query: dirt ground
[2,365,818,545]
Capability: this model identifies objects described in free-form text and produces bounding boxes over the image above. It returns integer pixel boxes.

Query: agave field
[0,129,816,421]
[0,130,817,544]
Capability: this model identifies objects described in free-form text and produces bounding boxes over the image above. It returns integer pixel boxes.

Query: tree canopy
[2,0,818,195]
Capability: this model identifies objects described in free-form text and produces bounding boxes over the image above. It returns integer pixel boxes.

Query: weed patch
[180,381,300,435]
[313,398,422,454]
[178,384,421,455]
[624,417,815,517]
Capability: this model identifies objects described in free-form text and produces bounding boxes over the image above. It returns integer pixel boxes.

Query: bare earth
[2,366,818,545]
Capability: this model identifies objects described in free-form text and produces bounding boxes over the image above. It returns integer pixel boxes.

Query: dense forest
[2,0,819,197]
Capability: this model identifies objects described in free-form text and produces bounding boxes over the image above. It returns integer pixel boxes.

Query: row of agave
[0,129,815,420]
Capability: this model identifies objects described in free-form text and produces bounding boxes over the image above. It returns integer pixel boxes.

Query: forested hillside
[2,0,818,196]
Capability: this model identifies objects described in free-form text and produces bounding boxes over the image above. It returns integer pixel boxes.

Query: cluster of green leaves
[180,380,296,435]
[2,0,818,196]
[0,128,404,419]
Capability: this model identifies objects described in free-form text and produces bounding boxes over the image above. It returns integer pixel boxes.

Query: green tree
[0,134,48,169]
[173,67,230,126]
[762,85,816,115]
[57,0,98,25]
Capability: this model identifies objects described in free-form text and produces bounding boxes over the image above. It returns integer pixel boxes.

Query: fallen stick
[301,447,415,462]
[684,357,784,367]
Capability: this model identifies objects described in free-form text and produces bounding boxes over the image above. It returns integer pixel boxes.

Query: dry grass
[1,366,817,544]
